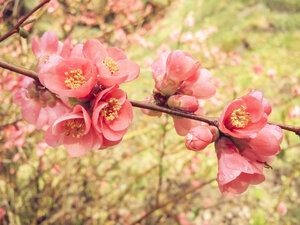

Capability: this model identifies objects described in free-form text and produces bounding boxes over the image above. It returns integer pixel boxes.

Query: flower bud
[185,125,215,151]
[19,27,29,39]
[167,95,198,112]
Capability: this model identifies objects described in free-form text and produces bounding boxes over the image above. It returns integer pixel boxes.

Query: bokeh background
[0,0,300,224]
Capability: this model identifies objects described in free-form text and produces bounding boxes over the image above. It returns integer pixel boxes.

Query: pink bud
[277,202,287,216]
[185,126,216,151]
[167,95,199,112]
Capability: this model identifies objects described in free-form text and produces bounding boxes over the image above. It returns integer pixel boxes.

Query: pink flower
[0,208,5,220]
[218,90,269,138]
[216,137,265,196]
[167,95,199,112]
[267,69,276,79]
[288,105,300,119]
[173,107,205,136]
[253,63,263,75]
[39,57,97,98]
[151,50,200,95]
[32,31,72,71]
[277,202,287,216]
[51,164,61,175]
[186,126,218,151]
[83,39,140,87]
[185,13,195,28]
[243,124,283,157]
[13,78,71,129]
[45,105,102,157]
[92,85,133,147]
[179,68,216,99]
[3,125,25,149]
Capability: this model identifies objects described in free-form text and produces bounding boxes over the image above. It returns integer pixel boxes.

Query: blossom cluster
[14,31,139,157]
[144,51,283,196]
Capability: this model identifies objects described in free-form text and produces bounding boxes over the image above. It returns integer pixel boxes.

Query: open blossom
[39,57,97,98]
[92,85,133,147]
[32,31,72,71]
[242,124,283,157]
[218,90,269,138]
[216,137,265,196]
[3,125,25,150]
[179,68,216,99]
[13,78,71,129]
[45,105,102,157]
[151,50,200,95]
[83,39,140,87]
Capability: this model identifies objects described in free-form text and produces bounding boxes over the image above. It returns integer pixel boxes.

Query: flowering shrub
[0,0,299,224]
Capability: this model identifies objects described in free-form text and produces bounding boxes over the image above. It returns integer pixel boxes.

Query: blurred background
[0,0,300,224]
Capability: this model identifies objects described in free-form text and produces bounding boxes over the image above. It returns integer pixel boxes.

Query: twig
[155,116,168,207]
[0,59,299,136]
[0,0,50,42]
[130,178,215,225]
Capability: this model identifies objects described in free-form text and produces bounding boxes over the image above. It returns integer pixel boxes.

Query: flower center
[64,69,86,89]
[103,57,119,74]
[64,119,85,138]
[101,98,121,121]
[230,105,251,128]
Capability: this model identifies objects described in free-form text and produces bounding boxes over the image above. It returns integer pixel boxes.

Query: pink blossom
[185,13,195,28]
[0,208,5,220]
[288,105,300,118]
[45,105,102,157]
[216,137,265,196]
[267,69,276,79]
[51,164,61,175]
[32,31,72,71]
[151,50,200,95]
[13,78,71,129]
[92,85,133,147]
[173,107,205,136]
[277,202,287,216]
[83,39,140,87]
[39,57,97,98]
[3,125,25,149]
[180,32,194,43]
[36,142,48,157]
[218,90,269,138]
[169,29,181,43]
[185,126,217,151]
[179,68,216,99]
[167,95,199,112]
[253,63,263,75]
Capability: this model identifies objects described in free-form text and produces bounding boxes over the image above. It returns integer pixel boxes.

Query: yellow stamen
[101,98,121,121]
[64,119,85,138]
[64,68,86,89]
[230,105,251,128]
[103,57,119,74]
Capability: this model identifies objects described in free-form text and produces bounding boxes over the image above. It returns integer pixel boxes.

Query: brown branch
[130,178,215,225]
[0,0,50,42]
[0,58,299,136]
[0,59,40,83]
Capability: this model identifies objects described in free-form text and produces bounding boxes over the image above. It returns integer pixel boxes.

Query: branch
[0,0,50,42]
[130,178,215,225]
[0,58,299,136]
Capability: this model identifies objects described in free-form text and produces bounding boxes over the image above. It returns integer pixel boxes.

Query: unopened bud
[167,94,198,112]
[185,125,216,151]
[19,27,29,39]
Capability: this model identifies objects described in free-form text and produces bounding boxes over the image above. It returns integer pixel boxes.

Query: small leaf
[19,27,29,39]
